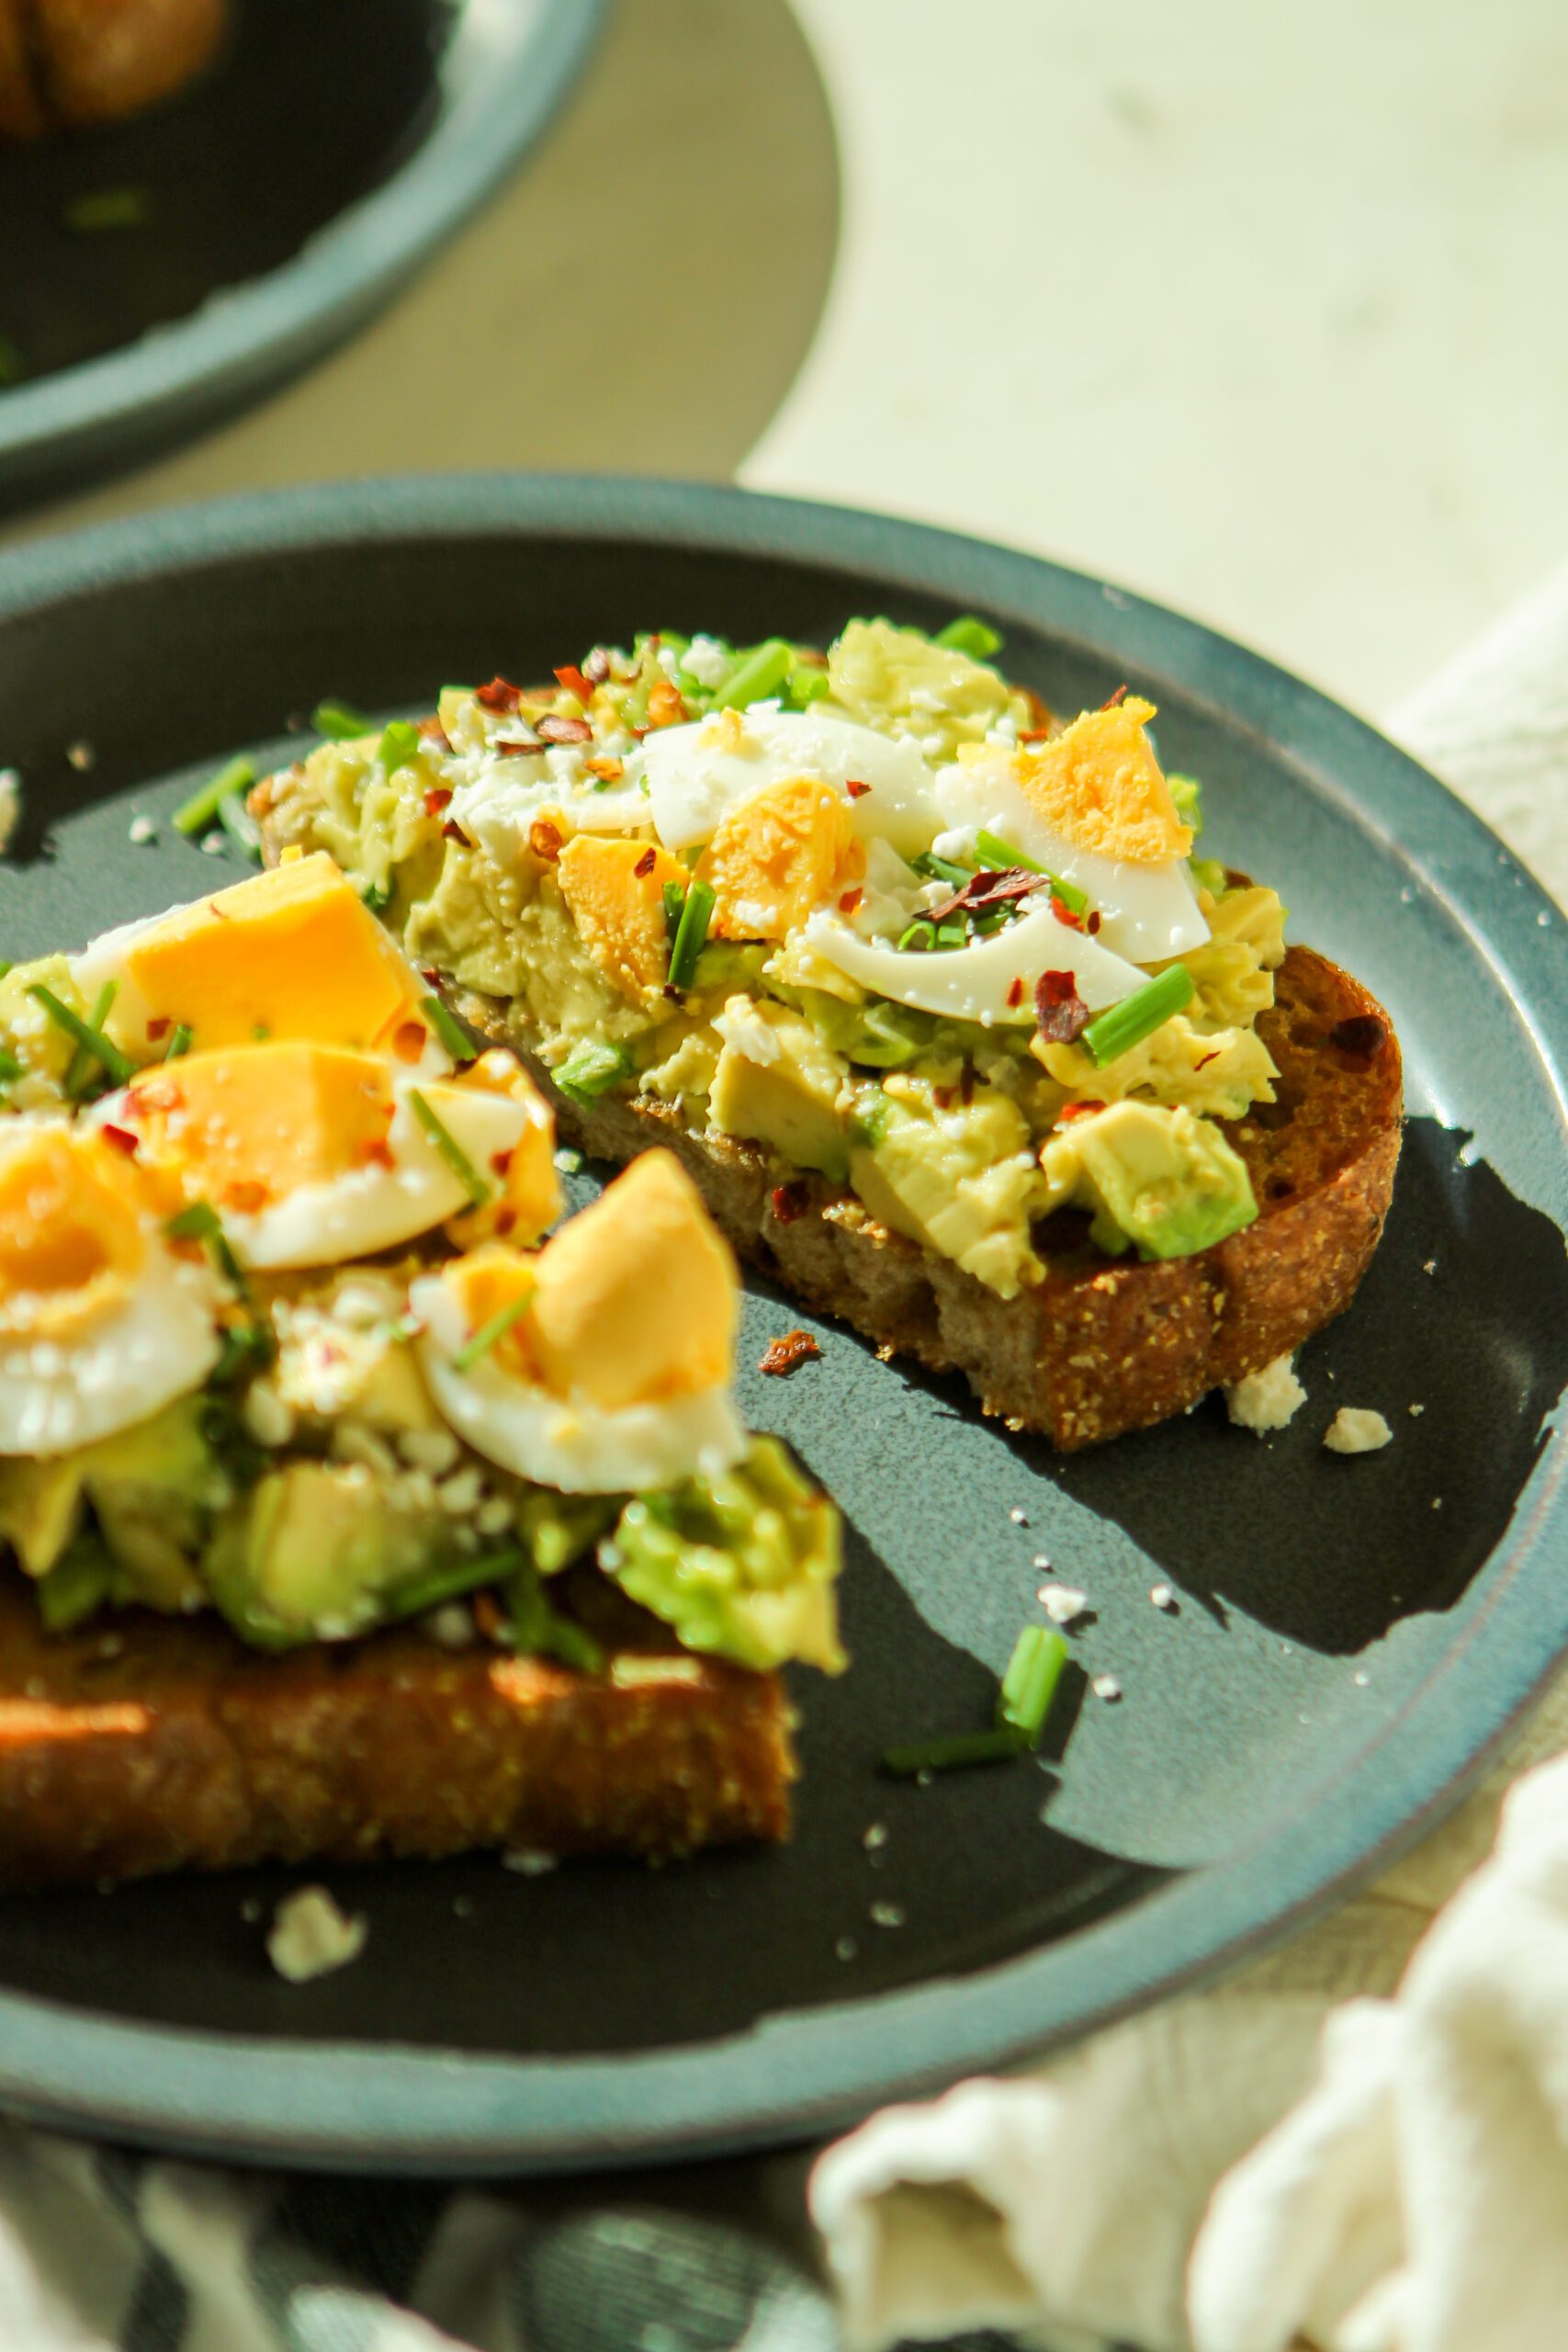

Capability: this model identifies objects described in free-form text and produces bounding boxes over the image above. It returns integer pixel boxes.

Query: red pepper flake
[536,714,593,745]
[490,1148,514,1175]
[634,847,657,878]
[1034,968,1090,1045]
[209,902,231,922]
[222,1178,271,1215]
[442,820,467,843]
[1049,893,1085,932]
[583,648,611,685]
[960,1064,976,1106]
[1100,684,1130,711]
[529,818,563,863]
[145,1016,171,1042]
[1019,726,1055,744]
[424,786,452,818]
[392,1021,427,1065]
[932,1085,954,1110]
[759,1329,821,1377]
[839,887,864,915]
[419,717,452,751]
[923,867,1042,925]
[845,777,872,799]
[497,734,546,758]
[475,677,522,715]
[1193,1050,1220,1070]
[100,1123,139,1157]
[1087,910,1101,933]
[361,1138,397,1170]
[555,664,595,706]
[584,755,624,784]
[770,1180,810,1226]
[1057,1097,1106,1124]
[1006,976,1024,1008]
[646,681,688,729]
[472,1590,507,1643]
[1021,688,1053,732]
[494,1206,517,1238]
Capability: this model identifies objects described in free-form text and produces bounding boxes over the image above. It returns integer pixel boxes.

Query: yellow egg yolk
[440,1050,560,1250]
[555,834,690,1001]
[698,775,864,941]
[0,1127,148,1340]
[1010,697,1193,865]
[123,1042,395,1214]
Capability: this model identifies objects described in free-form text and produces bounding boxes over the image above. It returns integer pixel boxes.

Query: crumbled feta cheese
[835,1935,859,1962]
[1225,1351,1307,1433]
[425,1602,475,1649]
[1038,1582,1088,1625]
[127,812,158,846]
[1323,1408,1393,1456]
[1409,1402,1425,1417]
[1149,1584,1176,1611]
[681,635,731,689]
[1009,1506,1030,1526]
[870,1902,906,1928]
[0,769,21,854]
[1091,1673,1123,1702]
[241,1383,295,1450]
[553,1147,584,1174]
[863,1822,888,1852]
[398,1427,460,1476]
[266,1887,367,1982]
[475,1496,513,1538]
[201,831,226,854]
[438,1467,484,1516]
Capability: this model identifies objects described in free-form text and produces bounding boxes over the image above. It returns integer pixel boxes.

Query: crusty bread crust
[0,1579,795,1888]
[446,944,1401,1451]
[0,0,225,138]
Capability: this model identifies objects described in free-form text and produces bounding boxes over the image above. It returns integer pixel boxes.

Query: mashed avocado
[850,1078,1044,1298]
[1039,1099,1258,1260]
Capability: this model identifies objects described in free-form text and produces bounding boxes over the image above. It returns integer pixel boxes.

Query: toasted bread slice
[0,1577,794,1889]
[427,944,1399,1451]
[0,0,225,138]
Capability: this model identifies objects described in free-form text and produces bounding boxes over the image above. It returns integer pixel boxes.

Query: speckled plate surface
[0,476,1565,2174]
[0,1,604,511]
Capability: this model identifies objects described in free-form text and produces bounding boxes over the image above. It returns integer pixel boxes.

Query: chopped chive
[312,699,373,741]
[667,877,716,991]
[166,1200,220,1243]
[974,828,1042,875]
[506,1562,604,1672]
[897,922,931,953]
[553,1037,630,1109]
[211,1318,276,1385]
[452,1292,533,1374]
[420,992,474,1062]
[1168,773,1203,836]
[360,878,394,912]
[714,638,793,710]
[217,791,262,861]
[63,187,148,234]
[911,850,974,888]
[882,1727,1029,1777]
[383,1545,526,1623]
[163,1022,193,1061]
[934,615,1003,661]
[1044,871,1089,916]
[0,961,12,979]
[1082,965,1195,1067]
[0,1046,22,1083]
[64,981,117,1097]
[408,1088,491,1205]
[173,753,254,839]
[998,1624,1069,1746]
[662,878,686,940]
[787,661,830,708]
[26,984,132,1087]
[378,719,422,773]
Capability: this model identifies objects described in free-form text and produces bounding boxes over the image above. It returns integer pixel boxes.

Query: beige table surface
[10,0,1568,719]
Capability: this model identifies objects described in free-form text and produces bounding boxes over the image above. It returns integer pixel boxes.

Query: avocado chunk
[709,997,851,1180]
[0,1453,86,1578]
[849,1080,1044,1299]
[0,1394,221,1600]
[1044,1099,1258,1260]
[203,1460,457,1647]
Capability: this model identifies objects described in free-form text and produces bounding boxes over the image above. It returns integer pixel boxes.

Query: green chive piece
[974,828,1043,875]
[553,1037,630,1109]
[173,753,254,839]
[452,1293,532,1374]
[360,877,394,912]
[312,699,373,741]
[383,1545,527,1623]
[1082,965,1196,1067]
[787,661,830,708]
[378,719,422,773]
[64,981,118,1097]
[714,638,793,710]
[0,1046,23,1084]
[506,1562,605,1672]
[911,850,974,888]
[661,879,686,940]
[0,335,23,387]
[163,1022,193,1061]
[1044,871,1089,917]
[0,961,12,979]
[997,1623,1069,1747]
[420,992,474,1062]
[882,1727,1030,1777]
[934,615,1003,661]
[897,922,931,953]
[667,878,716,992]
[27,985,132,1087]
[217,791,262,861]
[409,1088,491,1205]
[166,1202,220,1243]
[63,188,148,234]
[1168,773,1203,837]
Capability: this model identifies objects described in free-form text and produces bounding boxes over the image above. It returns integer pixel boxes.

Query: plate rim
[1,469,1566,2173]
[0,2,608,506]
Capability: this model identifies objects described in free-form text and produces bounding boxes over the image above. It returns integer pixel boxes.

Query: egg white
[446,742,652,866]
[641,705,942,857]
[410,1271,746,1496]
[803,899,1145,1027]
[933,747,1209,965]
[0,1231,223,1455]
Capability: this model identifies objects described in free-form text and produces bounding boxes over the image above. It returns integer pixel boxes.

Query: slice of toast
[0,0,227,137]
[432,943,1400,1451]
[0,1577,794,1888]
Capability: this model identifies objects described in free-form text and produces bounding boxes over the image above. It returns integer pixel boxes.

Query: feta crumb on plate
[266,1886,367,1982]
[1324,1407,1393,1456]
[1225,1351,1306,1433]
[1038,1581,1088,1625]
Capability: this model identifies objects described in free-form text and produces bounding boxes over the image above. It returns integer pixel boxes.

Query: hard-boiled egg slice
[412,1151,745,1496]
[935,738,1210,964]
[73,851,453,1075]
[105,1043,558,1271]
[802,899,1145,1027]
[446,743,652,865]
[641,704,942,857]
[0,1121,225,1453]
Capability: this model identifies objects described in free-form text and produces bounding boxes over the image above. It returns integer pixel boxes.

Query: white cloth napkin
[811,556,1568,2352]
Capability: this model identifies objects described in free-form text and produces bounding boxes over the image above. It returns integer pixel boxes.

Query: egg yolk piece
[696,775,864,941]
[1014,698,1193,865]
[555,834,689,1001]
[80,852,434,1060]
[123,1043,397,1215]
[0,1126,148,1342]
[440,1050,560,1250]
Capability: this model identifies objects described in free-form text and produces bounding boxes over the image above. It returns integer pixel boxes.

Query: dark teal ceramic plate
[0,2,604,511]
[0,477,1565,2173]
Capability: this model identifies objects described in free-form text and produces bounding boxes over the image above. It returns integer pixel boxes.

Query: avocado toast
[253,620,1402,1447]
[0,855,841,1887]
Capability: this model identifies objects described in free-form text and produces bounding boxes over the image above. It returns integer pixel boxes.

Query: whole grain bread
[439,944,1401,1450]
[0,1577,794,1888]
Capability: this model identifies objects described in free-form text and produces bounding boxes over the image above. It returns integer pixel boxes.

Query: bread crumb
[0,770,19,854]
[1225,1352,1306,1433]
[266,1886,367,1982]
[1038,1581,1087,1625]
[1324,1407,1393,1455]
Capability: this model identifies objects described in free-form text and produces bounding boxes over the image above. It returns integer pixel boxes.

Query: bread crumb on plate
[266,1886,367,1982]
[1225,1351,1307,1433]
[1324,1407,1393,1455]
